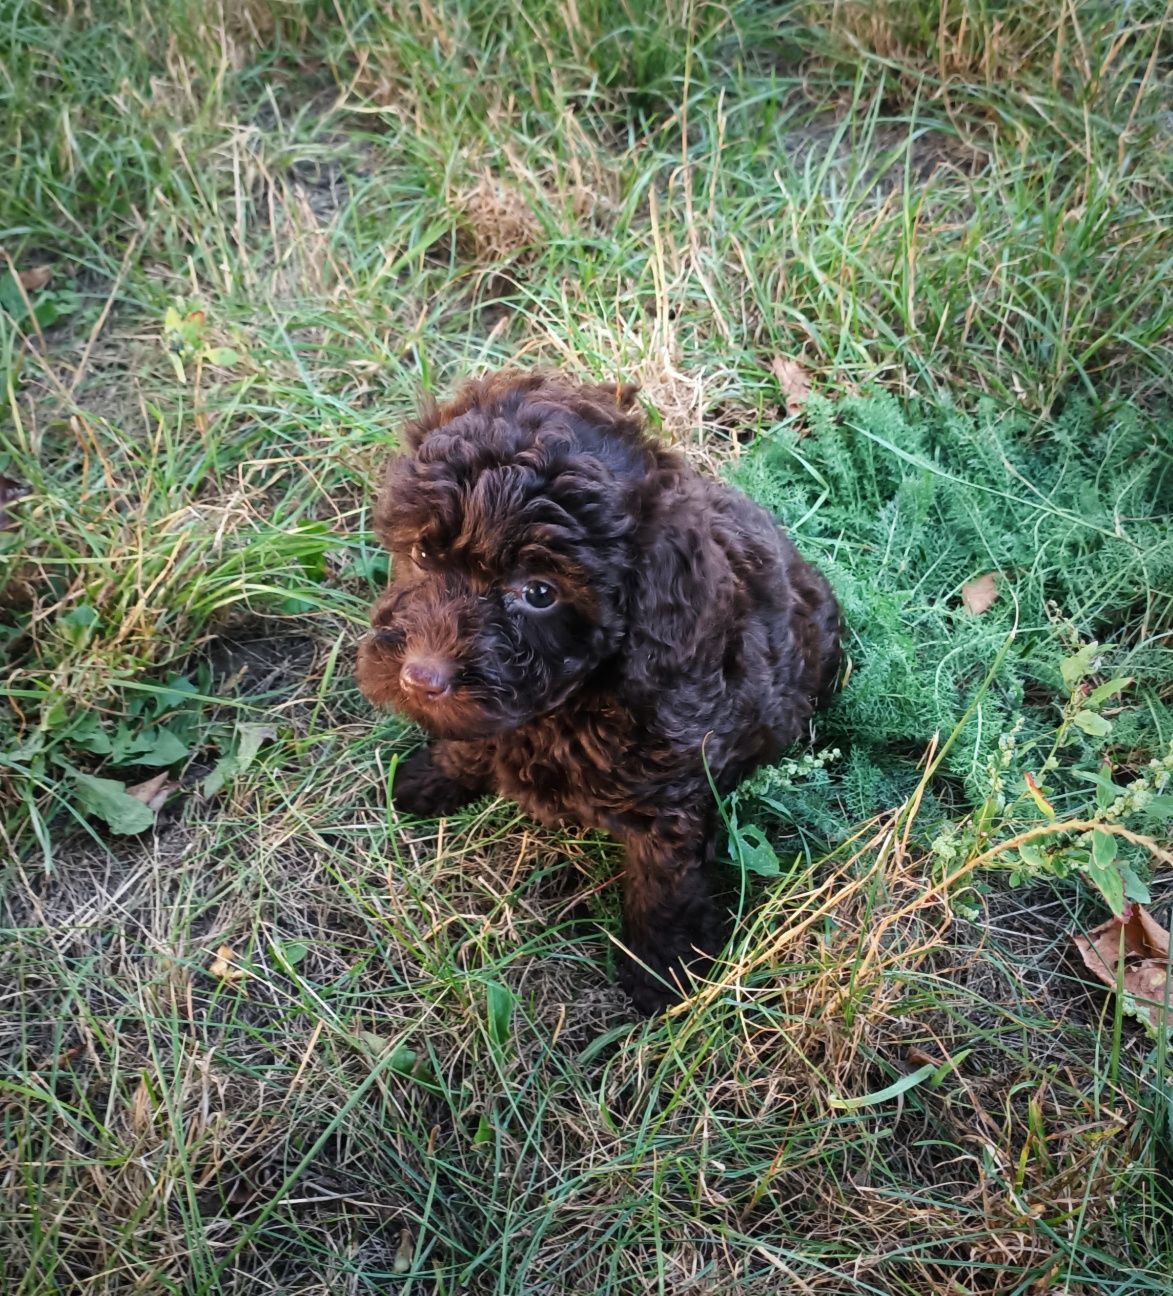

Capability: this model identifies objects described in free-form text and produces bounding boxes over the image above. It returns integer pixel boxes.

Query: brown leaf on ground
[962,572,999,615]
[209,945,246,982]
[1023,771,1055,818]
[1073,905,1172,1030]
[393,1228,414,1275]
[126,772,175,813]
[17,264,53,291]
[770,356,812,418]
[0,472,27,530]
[906,1046,946,1069]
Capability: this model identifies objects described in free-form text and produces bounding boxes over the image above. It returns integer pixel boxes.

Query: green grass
[2,1,1173,1291]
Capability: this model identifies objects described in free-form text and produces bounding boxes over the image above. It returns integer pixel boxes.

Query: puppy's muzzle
[399,657,455,703]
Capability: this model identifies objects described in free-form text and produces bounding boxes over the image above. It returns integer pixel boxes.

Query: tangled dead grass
[817,0,1068,89]
[3,716,1157,1291]
[450,123,620,274]
[453,174,546,264]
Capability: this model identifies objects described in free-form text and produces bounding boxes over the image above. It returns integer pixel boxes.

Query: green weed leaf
[126,726,188,767]
[730,823,782,877]
[32,291,81,330]
[1071,764,1120,809]
[1085,830,1124,915]
[1060,642,1101,691]
[355,1034,427,1081]
[0,272,79,330]
[0,271,25,318]
[154,675,199,710]
[1085,676,1132,708]
[1141,795,1173,823]
[202,722,276,796]
[72,771,155,835]
[59,604,99,645]
[235,722,276,773]
[67,713,112,755]
[42,696,68,729]
[1121,862,1151,904]
[486,981,515,1048]
[201,757,232,797]
[828,1062,937,1111]
[1018,843,1047,870]
[275,940,308,968]
[1091,829,1117,870]
[1072,710,1111,737]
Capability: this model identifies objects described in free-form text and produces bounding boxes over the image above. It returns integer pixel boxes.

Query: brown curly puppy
[356,371,840,1013]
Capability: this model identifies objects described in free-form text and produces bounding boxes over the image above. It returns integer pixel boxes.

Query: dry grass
[816,0,1139,93]
[8,754,1156,1291]
[453,173,545,264]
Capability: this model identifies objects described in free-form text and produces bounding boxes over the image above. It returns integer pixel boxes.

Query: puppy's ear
[402,395,440,451]
[624,498,737,698]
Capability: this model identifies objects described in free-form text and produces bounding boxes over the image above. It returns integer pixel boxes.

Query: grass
[2,0,1173,1291]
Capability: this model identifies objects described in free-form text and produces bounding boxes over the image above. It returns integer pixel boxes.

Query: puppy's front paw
[618,950,683,1016]
[617,933,716,1016]
[391,746,482,817]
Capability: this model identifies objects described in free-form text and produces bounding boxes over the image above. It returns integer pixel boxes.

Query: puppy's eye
[411,543,428,567]
[523,580,557,610]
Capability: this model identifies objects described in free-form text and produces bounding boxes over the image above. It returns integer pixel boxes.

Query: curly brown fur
[356,370,841,1014]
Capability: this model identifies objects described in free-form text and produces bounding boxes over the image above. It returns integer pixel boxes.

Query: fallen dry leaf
[770,355,812,418]
[130,1078,153,1134]
[126,772,175,813]
[17,264,53,291]
[962,571,999,615]
[393,1228,414,1275]
[1023,772,1055,819]
[209,944,246,982]
[1073,904,1172,1031]
[1,472,26,531]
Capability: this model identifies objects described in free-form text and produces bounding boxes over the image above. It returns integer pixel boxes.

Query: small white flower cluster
[737,746,843,800]
[930,823,961,870]
[1102,742,1173,822]
[983,715,1027,808]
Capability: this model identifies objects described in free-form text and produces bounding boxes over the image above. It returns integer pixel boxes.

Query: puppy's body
[357,371,840,1012]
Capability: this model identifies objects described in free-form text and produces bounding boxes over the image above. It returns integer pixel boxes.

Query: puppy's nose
[399,658,454,701]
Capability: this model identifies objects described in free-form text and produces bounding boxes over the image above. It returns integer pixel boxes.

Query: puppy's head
[356,371,654,739]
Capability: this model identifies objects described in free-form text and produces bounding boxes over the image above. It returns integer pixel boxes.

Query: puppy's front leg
[617,819,724,1014]
[390,741,493,817]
